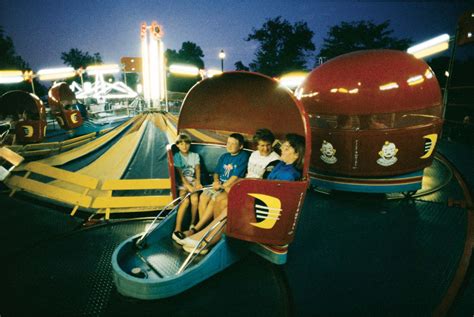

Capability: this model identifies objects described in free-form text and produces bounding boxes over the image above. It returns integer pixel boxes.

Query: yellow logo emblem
[22,125,34,137]
[420,133,438,159]
[249,193,282,229]
[71,113,79,124]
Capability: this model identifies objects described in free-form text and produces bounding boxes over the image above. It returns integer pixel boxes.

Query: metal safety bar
[177,216,228,275]
[135,186,211,248]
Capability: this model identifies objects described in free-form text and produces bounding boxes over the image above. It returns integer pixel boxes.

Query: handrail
[0,122,11,142]
[177,216,228,275]
[0,146,24,181]
[135,186,211,248]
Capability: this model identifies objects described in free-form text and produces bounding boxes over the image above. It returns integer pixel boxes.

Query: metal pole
[442,27,459,119]
[219,49,225,72]
[30,80,36,95]
[164,72,168,112]
[80,72,85,104]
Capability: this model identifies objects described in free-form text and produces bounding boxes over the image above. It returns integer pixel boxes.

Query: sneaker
[172,231,186,245]
[182,244,209,255]
[181,237,200,248]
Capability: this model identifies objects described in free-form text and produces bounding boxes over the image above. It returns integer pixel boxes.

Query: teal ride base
[111,212,245,300]
[310,169,424,194]
[111,209,289,300]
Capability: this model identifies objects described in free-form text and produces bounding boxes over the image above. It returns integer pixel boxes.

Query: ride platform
[0,136,472,316]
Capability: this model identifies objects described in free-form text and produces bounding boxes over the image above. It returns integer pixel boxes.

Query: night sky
[1,0,472,72]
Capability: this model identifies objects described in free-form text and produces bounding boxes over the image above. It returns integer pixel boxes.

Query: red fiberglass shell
[178,71,312,245]
[0,90,47,143]
[178,71,312,176]
[48,82,76,112]
[47,82,83,130]
[296,50,443,177]
[0,90,46,121]
[297,50,442,116]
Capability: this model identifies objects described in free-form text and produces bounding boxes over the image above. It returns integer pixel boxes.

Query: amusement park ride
[0,48,449,299]
[106,47,450,299]
[1,12,473,306]
[297,50,443,194]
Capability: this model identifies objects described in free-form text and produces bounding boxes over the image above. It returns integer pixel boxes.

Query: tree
[166,41,205,69]
[246,16,315,77]
[61,48,103,69]
[318,20,412,62]
[234,61,250,71]
[0,26,46,96]
[165,41,205,92]
[61,48,103,84]
[0,27,28,70]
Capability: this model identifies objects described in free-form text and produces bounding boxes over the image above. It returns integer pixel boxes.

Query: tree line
[1,17,472,95]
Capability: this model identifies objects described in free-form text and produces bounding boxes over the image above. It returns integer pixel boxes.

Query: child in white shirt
[246,128,280,179]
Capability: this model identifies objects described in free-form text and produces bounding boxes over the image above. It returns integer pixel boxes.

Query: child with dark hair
[266,133,305,181]
[246,128,280,179]
[172,134,202,243]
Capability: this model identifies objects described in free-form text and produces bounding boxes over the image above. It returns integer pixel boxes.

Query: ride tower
[140,21,167,109]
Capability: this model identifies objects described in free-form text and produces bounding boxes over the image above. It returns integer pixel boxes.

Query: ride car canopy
[180,73,309,136]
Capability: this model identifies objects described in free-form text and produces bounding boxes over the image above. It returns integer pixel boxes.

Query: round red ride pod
[48,82,83,130]
[0,90,47,144]
[297,50,443,177]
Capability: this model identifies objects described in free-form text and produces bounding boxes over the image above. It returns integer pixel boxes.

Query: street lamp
[219,49,226,72]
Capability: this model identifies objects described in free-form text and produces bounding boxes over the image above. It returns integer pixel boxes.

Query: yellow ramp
[7,114,175,215]
[50,114,150,198]
[15,115,141,170]
[6,161,99,214]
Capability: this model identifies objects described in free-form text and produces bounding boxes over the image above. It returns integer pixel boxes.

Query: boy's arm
[195,164,202,189]
[213,154,224,190]
[212,173,221,191]
[177,168,194,192]
[222,175,238,193]
[176,168,186,183]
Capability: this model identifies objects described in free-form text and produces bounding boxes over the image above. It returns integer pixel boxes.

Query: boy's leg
[184,194,215,236]
[198,193,211,219]
[213,192,228,218]
[189,193,199,227]
[191,199,214,232]
[199,198,215,230]
[187,208,228,246]
[174,190,189,232]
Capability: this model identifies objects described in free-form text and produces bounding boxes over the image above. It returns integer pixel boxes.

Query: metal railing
[177,216,228,274]
[134,186,212,248]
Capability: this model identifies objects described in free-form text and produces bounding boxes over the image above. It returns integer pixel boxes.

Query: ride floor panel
[142,236,203,278]
[287,191,468,316]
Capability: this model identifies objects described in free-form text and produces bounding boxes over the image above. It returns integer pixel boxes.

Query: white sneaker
[182,244,208,255]
[181,237,200,248]
[172,231,186,245]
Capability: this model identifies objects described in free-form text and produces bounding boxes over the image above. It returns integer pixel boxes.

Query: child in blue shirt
[172,134,202,243]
